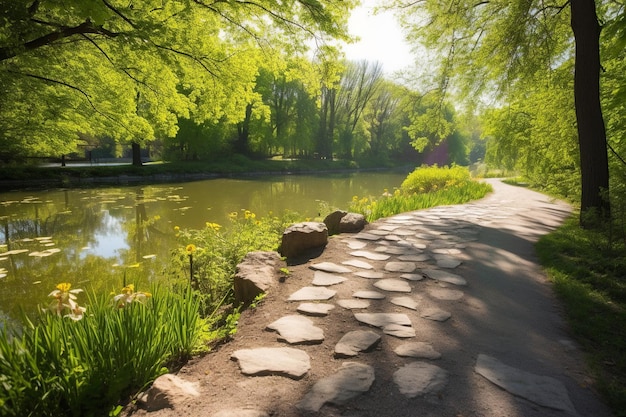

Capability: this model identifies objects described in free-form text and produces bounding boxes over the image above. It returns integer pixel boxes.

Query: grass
[536,217,626,415]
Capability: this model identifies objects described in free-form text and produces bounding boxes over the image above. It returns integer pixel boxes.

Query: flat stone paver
[212,409,269,417]
[342,259,374,269]
[311,271,347,286]
[434,255,462,269]
[373,278,412,293]
[310,262,352,273]
[288,286,336,301]
[422,269,467,286]
[350,250,391,261]
[353,290,386,300]
[345,240,367,249]
[334,330,381,358]
[394,342,441,359]
[231,347,311,379]
[393,362,448,398]
[382,323,416,338]
[354,312,412,328]
[266,315,324,344]
[400,273,425,281]
[337,299,371,309]
[420,308,451,322]
[475,354,577,414]
[297,362,375,412]
[398,254,430,262]
[296,302,335,316]
[390,296,420,310]
[384,261,417,273]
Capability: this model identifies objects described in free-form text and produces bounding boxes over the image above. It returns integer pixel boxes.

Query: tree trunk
[571,0,610,225]
[235,103,253,155]
[132,142,142,166]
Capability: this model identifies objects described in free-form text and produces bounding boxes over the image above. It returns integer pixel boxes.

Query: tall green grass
[0,285,205,417]
[349,165,492,222]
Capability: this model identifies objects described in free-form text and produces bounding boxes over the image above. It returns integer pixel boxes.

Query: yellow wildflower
[186,244,196,254]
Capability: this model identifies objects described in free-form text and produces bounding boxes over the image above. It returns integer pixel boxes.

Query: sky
[343,1,414,74]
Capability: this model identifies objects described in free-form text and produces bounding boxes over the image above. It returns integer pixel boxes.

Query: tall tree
[0,0,355,164]
[393,0,611,224]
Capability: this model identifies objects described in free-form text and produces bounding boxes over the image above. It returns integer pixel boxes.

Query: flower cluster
[47,282,86,321]
[113,284,152,308]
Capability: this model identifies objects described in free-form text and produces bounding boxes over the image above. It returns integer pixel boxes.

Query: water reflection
[0,171,406,324]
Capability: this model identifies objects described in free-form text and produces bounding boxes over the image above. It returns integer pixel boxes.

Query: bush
[167,210,299,316]
[0,284,206,417]
[349,165,492,222]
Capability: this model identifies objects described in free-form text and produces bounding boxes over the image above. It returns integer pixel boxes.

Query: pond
[0,170,408,325]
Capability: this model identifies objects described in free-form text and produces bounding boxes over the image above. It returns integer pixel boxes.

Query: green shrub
[349,166,492,222]
[400,165,473,194]
[167,210,299,315]
[0,284,206,417]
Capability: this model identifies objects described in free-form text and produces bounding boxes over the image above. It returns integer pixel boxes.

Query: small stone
[384,262,416,273]
[394,342,441,359]
[310,262,352,273]
[337,299,371,309]
[288,286,336,301]
[350,250,391,261]
[297,302,335,316]
[390,296,420,310]
[267,315,324,344]
[353,290,386,300]
[393,362,448,398]
[420,308,451,322]
[231,347,311,379]
[342,259,374,269]
[373,279,412,293]
[312,271,347,286]
[141,374,200,411]
[297,362,375,412]
[334,330,381,357]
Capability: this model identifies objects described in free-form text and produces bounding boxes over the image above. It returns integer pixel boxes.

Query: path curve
[129,179,613,417]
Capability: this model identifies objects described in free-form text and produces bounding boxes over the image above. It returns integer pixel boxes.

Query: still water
[0,171,407,324]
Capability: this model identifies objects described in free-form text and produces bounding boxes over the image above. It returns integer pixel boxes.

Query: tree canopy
[0,0,355,160]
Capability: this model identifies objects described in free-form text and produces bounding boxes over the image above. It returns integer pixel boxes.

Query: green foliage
[536,217,626,414]
[400,165,474,194]
[349,166,492,222]
[0,284,206,417]
[168,210,299,315]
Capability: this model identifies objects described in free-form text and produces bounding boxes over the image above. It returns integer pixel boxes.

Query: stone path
[132,180,614,417]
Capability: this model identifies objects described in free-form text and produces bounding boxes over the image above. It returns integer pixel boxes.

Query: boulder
[139,374,199,411]
[339,212,368,233]
[280,222,328,259]
[234,251,285,306]
[323,210,347,235]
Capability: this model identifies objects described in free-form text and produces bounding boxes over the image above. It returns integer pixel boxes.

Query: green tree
[0,0,355,165]
[393,0,611,224]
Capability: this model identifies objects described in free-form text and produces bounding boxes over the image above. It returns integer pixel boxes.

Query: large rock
[339,212,368,233]
[324,211,368,235]
[323,210,347,235]
[280,222,328,258]
[234,251,285,306]
[139,374,200,411]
